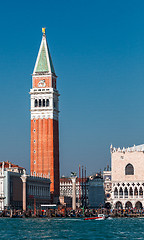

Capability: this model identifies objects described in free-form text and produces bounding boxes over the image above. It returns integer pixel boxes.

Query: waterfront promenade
[1,207,144,219]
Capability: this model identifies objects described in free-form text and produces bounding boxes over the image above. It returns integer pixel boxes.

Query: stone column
[1,162,5,210]
[138,187,140,199]
[118,188,119,200]
[71,176,77,210]
[21,171,27,211]
[111,187,114,200]
[132,187,134,199]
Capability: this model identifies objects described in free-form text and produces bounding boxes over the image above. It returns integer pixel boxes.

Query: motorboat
[84,214,106,220]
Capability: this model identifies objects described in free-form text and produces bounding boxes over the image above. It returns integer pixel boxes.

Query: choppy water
[0,217,144,239]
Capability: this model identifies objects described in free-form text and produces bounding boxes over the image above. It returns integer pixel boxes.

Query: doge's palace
[110,144,144,209]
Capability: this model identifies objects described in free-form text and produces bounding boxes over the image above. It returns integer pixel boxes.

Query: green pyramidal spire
[33,29,55,74]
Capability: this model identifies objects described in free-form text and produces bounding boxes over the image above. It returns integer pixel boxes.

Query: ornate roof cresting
[110,144,144,153]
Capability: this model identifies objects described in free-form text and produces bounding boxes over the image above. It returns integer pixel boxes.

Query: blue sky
[0,0,144,176]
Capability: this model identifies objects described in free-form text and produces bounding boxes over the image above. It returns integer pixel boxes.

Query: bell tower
[30,28,60,197]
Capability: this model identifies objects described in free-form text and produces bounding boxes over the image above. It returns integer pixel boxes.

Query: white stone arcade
[110,144,144,209]
[112,181,144,209]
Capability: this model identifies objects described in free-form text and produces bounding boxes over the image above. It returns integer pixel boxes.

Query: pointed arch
[124,187,128,198]
[125,164,134,175]
[134,187,138,196]
[139,187,143,198]
[119,187,123,198]
[115,201,123,209]
[135,201,143,209]
[125,201,132,209]
[114,187,118,198]
[105,202,111,209]
[129,187,133,197]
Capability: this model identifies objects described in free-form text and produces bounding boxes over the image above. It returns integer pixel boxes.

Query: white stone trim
[30,86,59,121]
[30,88,59,96]
[110,143,144,153]
[31,113,58,121]
[32,74,57,79]
[111,180,144,208]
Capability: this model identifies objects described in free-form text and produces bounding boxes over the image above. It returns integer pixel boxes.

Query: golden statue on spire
[42,28,46,35]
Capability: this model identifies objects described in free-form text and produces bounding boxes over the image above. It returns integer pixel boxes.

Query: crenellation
[110,144,144,154]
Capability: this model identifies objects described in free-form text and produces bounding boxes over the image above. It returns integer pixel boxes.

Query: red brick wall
[30,118,59,197]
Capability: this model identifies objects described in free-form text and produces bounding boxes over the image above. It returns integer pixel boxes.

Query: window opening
[46,99,49,107]
[35,99,38,107]
[39,99,41,107]
[43,99,45,107]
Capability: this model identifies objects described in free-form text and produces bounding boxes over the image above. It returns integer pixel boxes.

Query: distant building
[110,144,144,209]
[103,170,112,208]
[24,174,51,210]
[0,161,25,210]
[60,177,89,207]
[88,173,104,208]
[60,174,105,208]
[0,161,51,210]
[59,196,72,208]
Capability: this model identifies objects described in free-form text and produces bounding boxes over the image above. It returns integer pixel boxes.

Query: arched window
[139,187,143,198]
[46,99,49,107]
[135,201,143,209]
[134,187,138,196]
[125,201,132,209]
[35,99,38,107]
[39,99,41,107]
[115,201,123,209]
[119,187,123,198]
[114,187,118,198]
[43,99,45,107]
[129,187,133,196]
[124,187,128,198]
[125,164,134,175]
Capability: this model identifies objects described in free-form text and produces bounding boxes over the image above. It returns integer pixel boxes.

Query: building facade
[88,174,105,208]
[0,161,51,210]
[60,177,89,207]
[111,144,144,209]
[30,29,60,198]
[103,170,112,208]
[24,174,51,210]
[60,174,105,208]
[0,161,25,210]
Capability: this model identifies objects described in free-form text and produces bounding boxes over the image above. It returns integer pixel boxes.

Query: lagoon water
[0,217,144,239]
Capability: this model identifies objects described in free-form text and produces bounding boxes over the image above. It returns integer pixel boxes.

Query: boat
[84,214,106,220]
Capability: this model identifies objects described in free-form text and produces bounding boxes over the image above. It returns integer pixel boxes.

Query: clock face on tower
[38,80,46,87]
